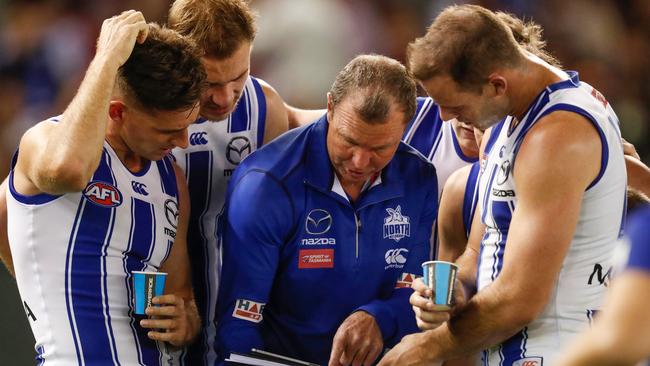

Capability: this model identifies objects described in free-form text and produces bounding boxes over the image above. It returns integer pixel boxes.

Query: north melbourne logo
[383,206,410,242]
[226,136,251,165]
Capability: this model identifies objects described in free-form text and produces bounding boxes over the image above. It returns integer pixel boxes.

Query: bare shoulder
[516,111,601,188]
[256,78,289,143]
[442,165,473,203]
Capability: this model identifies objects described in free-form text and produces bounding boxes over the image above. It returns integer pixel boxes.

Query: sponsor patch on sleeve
[298,249,334,269]
[394,272,420,288]
[232,299,265,323]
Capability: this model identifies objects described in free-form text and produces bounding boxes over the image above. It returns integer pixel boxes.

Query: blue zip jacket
[215,116,438,365]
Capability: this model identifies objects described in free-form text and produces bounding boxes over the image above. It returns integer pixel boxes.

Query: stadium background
[0,0,648,363]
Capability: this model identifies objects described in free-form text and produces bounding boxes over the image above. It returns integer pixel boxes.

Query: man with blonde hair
[167,1,322,364]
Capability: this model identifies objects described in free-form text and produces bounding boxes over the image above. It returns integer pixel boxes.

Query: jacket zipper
[354,212,361,259]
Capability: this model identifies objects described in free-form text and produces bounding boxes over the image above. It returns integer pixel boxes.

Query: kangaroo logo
[383,205,410,242]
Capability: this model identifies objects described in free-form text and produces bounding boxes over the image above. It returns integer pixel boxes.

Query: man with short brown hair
[380,4,626,365]
[167,1,323,364]
[215,54,437,366]
[7,12,205,364]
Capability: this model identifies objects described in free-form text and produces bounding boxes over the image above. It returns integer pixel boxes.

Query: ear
[326,92,334,121]
[108,101,126,124]
[486,73,507,97]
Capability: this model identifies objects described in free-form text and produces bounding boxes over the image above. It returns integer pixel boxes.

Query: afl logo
[83,182,123,207]
[226,136,251,165]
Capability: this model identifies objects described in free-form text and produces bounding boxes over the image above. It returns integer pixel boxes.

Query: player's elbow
[499,287,549,329]
[32,158,91,194]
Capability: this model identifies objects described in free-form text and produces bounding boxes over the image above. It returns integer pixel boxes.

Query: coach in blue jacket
[215,54,438,366]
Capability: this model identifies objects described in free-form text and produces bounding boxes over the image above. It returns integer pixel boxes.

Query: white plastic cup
[132,271,167,315]
[421,261,458,310]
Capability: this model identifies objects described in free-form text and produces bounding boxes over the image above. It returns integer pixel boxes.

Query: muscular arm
[625,155,650,198]
[556,271,650,365]
[0,178,12,277]
[259,80,289,144]
[146,164,200,346]
[13,12,149,195]
[438,166,473,262]
[285,103,327,129]
[387,112,602,363]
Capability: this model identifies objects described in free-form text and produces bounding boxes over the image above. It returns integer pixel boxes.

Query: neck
[105,129,147,173]
[508,58,566,123]
[338,175,365,203]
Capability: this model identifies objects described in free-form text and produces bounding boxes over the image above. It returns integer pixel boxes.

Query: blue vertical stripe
[500,328,528,365]
[251,77,268,148]
[67,151,120,365]
[184,150,213,364]
[229,88,250,133]
[125,197,160,366]
[405,102,444,158]
[35,345,45,366]
[462,162,481,237]
[156,156,178,198]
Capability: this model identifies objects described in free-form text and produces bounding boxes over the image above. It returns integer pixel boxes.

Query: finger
[363,344,383,366]
[410,291,433,310]
[145,305,179,317]
[328,336,345,366]
[140,318,176,330]
[351,346,368,366]
[152,294,181,306]
[339,346,355,366]
[121,10,145,25]
[411,278,432,298]
[147,330,179,344]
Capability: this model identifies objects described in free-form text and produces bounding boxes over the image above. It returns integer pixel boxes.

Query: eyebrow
[207,69,249,86]
[338,129,394,150]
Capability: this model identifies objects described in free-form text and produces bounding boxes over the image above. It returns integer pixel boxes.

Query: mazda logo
[226,136,251,165]
[164,199,179,229]
[305,209,332,235]
[496,160,511,185]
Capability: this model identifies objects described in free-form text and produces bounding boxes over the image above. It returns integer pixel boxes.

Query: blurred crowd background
[1,0,648,362]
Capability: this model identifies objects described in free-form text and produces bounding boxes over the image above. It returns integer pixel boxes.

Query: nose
[350,148,372,170]
[210,84,234,107]
[171,128,189,149]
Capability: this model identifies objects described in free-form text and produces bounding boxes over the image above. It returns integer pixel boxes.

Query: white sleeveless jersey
[171,76,266,365]
[476,72,627,366]
[8,129,181,366]
[404,97,478,201]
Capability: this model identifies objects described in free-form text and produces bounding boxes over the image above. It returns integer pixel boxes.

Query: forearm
[420,287,532,362]
[41,57,118,187]
[0,179,13,277]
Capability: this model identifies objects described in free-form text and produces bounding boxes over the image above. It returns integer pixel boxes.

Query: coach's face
[326,93,406,188]
[421,74,508,131]
[199,41,251,121]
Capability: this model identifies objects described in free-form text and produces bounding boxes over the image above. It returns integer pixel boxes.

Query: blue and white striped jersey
[476,72,627,365]
[171,76,266,365]
[8,127,180,365]
[403,97,478,201]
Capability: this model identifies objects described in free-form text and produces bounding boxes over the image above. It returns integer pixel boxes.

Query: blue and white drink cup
[421,261,458,310]
[132,271,167,315]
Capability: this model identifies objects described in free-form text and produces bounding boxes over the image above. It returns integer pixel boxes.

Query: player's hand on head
[328,311,384,366]
[95,10,149,70]
[622,138,641,160]
[140,294,195,346]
